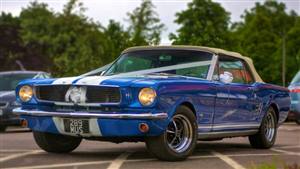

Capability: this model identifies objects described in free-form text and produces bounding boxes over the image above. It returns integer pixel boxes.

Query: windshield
[80,63,112,77]
[291,71,300,84]
[0,73,37,91]
[104,50,213,79]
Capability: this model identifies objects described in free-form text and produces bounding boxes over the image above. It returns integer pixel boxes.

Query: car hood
[18,75,208,88]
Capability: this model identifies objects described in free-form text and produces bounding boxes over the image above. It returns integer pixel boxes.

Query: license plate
[63,119,89,134]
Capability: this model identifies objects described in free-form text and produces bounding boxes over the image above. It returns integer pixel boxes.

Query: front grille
[86,86,120,103]
[36,85,69,102]
[35,85,121,104]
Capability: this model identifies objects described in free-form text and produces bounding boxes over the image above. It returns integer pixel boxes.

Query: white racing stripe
[52,117,102,137]
[75,76,113,85]
[107,152,132,169]
[0,150,43,163]
[212,151,246,169]
[52,77,79,85]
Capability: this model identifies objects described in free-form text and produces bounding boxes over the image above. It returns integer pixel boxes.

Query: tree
[232,1,298,85]
[19,2,55,72]
[286,17,300,82]
[127,0,165,45]
[20,0,109,76]
[103,20,132,63]
[0,12,24,71]
[170,0,231,48]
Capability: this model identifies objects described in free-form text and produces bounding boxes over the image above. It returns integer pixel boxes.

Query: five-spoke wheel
[249,107,277,149]
[146,105,197,161]
[166,114,193,153]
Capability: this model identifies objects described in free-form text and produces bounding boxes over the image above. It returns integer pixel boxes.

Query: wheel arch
[180,101,197,117]
[269,102,279,123]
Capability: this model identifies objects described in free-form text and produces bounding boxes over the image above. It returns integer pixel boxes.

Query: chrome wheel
[264,112,275,142]
[166,114,193,153]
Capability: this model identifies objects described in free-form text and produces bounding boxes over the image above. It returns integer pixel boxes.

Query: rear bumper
[13,108,168,137]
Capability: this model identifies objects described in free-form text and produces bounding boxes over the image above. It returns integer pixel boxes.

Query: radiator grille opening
[35,85,121,104]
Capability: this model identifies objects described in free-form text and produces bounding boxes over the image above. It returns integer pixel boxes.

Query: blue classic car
[13,46,290,161]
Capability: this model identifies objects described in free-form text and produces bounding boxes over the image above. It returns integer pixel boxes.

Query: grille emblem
[65,86,87,104]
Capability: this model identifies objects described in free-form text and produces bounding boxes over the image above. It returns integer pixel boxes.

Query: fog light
[139,123,149,133]
[20,119,28,128]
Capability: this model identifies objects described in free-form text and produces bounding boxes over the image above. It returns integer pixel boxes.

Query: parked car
[13,46,290,161]
[288,71,300,125]
[0,71,50,131]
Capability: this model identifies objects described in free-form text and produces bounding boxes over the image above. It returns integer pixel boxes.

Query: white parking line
[2,160,112,169]
[277,145,300,149]
[1,152,283,169]
[107,152,132,169]
[0,150,43,163]
[271,148,300,156]
[0,149,37,152]
[212,151,246,169]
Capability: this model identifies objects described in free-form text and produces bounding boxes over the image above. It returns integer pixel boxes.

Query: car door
[213,55,258,131]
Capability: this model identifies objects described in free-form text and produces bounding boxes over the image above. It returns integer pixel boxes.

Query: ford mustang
[13,46,290,161]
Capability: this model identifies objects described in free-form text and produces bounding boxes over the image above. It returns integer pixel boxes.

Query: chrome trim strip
[13,108,167,120]
[198,129,258,139]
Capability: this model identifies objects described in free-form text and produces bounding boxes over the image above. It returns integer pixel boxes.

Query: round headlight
[19,85,33,102]
[138,88,157,106]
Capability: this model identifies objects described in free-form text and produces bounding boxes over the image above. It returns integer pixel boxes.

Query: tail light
[290,86,300,93]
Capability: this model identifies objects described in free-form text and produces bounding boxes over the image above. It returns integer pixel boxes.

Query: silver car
[288,71,300,125]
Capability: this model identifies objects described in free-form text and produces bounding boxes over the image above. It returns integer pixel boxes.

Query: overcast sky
[1,0,299,44]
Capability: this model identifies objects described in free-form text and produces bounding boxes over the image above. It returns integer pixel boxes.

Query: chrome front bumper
[13,108,168,120]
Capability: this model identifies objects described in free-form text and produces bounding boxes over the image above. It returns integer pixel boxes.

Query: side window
[176,65,210,79]
[242,62,255,84]
[219,55,254,84]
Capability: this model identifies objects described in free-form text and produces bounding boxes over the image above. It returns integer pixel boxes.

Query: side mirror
[100,71,106,76]
[220,71,233,84]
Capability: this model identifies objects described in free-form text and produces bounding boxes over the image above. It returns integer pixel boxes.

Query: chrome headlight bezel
[19,85,33,102]
[138,88,157,106]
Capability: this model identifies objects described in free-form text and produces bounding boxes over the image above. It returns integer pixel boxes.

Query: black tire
[145,105,197,161]
[0,125,7,132]
[33,131,82,153]
[296,119,300,125]
[249,107,277,149]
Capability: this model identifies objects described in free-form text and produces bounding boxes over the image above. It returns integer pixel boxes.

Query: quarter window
[218,55,254,84]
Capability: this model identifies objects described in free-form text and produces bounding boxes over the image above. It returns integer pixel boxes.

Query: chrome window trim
[206,54,218,80]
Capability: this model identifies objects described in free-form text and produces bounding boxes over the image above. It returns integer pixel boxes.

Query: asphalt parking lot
[0,123,299,169]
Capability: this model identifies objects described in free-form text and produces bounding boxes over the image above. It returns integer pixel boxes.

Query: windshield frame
[103,49,218,80]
